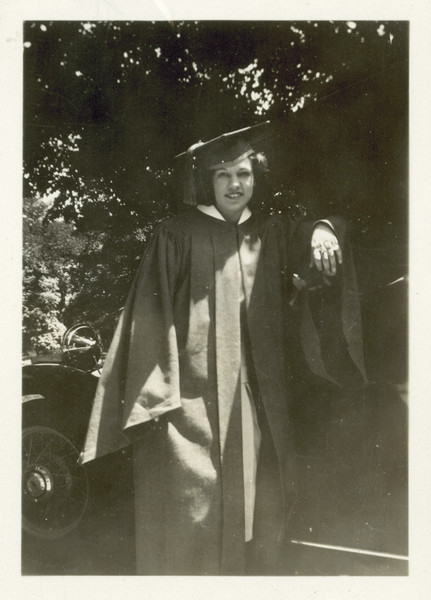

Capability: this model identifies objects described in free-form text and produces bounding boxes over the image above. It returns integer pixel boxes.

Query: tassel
[182,141,203,206]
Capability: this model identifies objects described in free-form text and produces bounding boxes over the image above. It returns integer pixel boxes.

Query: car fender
[22,363,100,447]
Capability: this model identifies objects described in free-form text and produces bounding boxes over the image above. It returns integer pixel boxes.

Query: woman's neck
[196,204,252,224]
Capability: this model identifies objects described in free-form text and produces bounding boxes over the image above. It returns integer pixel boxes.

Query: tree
[24,21,407,230]
[23,20,408,342]
[23,196,87,353]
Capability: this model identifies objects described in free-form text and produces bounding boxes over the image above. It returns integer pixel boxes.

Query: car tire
[22,425,89,539]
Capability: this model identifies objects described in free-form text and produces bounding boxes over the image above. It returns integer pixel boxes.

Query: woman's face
[211,157,254,223]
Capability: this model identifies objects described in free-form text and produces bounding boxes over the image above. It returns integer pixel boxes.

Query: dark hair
[197,152,271,208]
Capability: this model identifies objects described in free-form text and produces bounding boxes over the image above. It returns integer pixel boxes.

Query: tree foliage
[23,196,87,353]
[23,20,408,346]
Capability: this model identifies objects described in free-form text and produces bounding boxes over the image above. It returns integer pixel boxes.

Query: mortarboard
[175,121,271,205]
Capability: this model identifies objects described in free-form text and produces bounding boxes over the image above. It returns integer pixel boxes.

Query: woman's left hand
[310,223,342,276]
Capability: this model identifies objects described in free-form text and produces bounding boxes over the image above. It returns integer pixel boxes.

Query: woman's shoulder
[155,209,202,239]
[254,212,289,234]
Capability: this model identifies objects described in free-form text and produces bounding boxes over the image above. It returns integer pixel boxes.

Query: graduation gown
[79,208,366,575]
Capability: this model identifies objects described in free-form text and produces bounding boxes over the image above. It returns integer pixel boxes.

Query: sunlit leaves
[23,197,87,353]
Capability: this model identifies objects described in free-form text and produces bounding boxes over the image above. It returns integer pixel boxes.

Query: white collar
[196,204,252,224]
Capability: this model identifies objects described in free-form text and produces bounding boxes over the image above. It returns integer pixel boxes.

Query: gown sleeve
[79,223,183,464]
[287,216,368,389]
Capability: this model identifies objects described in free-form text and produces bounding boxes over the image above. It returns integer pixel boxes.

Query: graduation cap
[175,121,271,206]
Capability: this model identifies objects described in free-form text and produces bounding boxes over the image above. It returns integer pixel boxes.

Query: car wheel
[22,425,89,539]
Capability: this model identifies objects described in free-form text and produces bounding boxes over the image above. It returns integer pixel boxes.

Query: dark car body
[22,326,133,550]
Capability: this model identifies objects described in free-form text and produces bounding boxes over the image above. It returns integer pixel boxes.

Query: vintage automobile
[285,247,408,575]
[22,254,408,575]
[22,324,104,539]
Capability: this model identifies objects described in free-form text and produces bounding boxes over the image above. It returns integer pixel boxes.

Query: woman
[79,123,359,575]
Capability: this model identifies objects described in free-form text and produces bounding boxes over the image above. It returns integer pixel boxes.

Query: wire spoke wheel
[22,426,89,539]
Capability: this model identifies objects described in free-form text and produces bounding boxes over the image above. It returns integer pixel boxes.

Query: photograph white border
[1,1,430,598]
